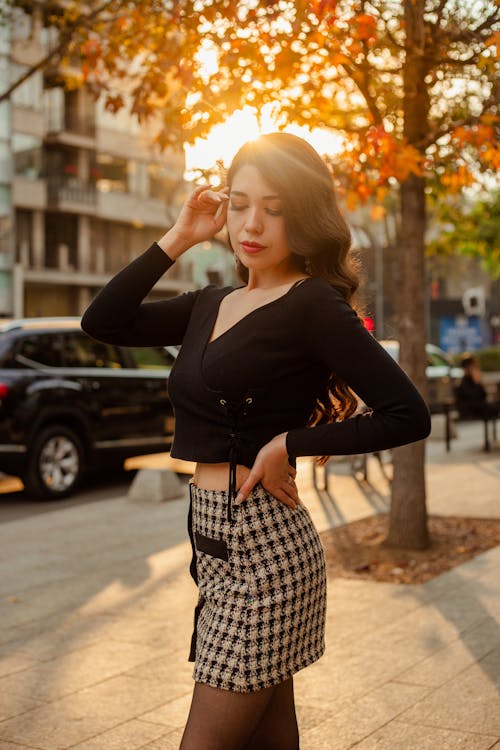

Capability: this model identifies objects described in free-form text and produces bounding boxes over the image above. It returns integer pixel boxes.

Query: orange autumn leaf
[485,30,500,57]
[370,204,386,221]
[353,14,377,42]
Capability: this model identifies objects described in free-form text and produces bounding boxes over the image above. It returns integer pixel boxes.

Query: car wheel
[24,425,85,499]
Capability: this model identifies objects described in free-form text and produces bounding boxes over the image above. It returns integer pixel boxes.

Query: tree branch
[0,0,119,103]
[473,8,500,35]
[434,0,450,26]
[419,91,498,149]
[436,51,480,66]
[341,59,384,126]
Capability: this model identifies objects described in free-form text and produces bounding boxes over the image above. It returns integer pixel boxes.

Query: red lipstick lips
[241,241,265,254]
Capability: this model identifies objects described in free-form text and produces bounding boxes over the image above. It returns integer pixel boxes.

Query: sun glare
[184,104,344,183]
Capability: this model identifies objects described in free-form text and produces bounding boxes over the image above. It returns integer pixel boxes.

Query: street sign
[439,316,483,353]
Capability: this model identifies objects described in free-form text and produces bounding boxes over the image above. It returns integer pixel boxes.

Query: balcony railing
[47,178,97,207]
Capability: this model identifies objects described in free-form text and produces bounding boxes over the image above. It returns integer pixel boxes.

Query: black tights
[179,677,300,749]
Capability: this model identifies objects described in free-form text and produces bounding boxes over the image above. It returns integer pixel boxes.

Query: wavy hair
[226,133,363,465]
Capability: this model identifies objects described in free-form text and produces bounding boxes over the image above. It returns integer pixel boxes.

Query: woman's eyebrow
[230,190,281,200]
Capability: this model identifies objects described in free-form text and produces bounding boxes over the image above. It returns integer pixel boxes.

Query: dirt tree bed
[319,514,500,585]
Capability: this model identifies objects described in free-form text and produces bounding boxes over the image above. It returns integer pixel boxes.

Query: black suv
[0,317,177,499]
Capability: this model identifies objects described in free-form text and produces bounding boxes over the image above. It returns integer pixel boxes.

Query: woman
[81,132,431,749]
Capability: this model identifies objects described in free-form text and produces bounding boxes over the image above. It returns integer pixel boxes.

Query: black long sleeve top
[81,242,431,517]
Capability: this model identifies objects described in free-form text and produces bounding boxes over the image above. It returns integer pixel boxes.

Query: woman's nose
[244,206,263,233]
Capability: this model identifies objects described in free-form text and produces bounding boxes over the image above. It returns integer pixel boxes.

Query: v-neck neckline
[206,276,312,348]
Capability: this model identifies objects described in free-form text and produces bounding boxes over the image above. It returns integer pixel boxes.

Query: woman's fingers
[186,186,228,213]
[235,474,301,509]
[235,470,261,505]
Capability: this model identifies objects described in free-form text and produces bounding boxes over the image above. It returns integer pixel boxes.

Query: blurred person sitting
[456,354,500,420]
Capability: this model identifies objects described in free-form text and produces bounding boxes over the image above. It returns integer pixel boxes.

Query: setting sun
[184,104,344,182]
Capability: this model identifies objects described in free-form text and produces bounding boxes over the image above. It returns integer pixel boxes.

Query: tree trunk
[386,0,431,550]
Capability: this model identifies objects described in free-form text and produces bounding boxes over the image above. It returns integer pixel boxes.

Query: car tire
[24,424,86,499]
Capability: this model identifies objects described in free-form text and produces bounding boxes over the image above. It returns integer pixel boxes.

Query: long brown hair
[226,133,362,465]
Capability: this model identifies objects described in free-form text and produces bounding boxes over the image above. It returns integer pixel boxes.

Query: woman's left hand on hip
[234,433,301,509]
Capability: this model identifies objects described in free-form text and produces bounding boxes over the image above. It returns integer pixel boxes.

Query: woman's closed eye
[229,203,282,216]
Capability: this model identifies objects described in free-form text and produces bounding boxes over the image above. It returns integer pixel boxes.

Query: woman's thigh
[246,677,299,750]
[179,680,278,750]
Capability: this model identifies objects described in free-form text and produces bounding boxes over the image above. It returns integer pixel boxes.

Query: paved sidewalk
[0,421,499,749]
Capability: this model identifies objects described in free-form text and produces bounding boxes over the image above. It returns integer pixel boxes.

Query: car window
[428,351,451,368]
[16,333,63,367]
[128,346,176,369]
[381,342,399,362]
[60,332,124,369]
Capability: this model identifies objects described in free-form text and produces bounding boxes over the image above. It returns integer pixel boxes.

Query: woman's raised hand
[234,433,301,510]
[167,185,229,255]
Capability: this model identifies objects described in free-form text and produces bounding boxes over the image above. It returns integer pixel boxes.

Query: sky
[183,104,345,181]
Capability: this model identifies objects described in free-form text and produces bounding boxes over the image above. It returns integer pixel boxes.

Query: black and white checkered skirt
[188,481,327,693]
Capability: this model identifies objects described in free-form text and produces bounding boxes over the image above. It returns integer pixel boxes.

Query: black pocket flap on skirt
[194,531,229,561]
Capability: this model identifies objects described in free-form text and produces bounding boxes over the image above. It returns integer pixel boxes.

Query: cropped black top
[81,242,431,519]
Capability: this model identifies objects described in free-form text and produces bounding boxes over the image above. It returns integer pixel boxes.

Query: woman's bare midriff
[192,462,251,491]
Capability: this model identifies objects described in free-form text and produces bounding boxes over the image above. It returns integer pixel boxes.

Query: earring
[305,258,312,275]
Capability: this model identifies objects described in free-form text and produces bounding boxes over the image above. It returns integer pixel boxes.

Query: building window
[44,145,79,183]
[147,163,179,201]
[44,87,64,132]
[13,134,42,179]
[45,213,78,270]
[15,209,32,265]
[10,7,32,42]
[95,154,128,193]
[0,141,10,181]
[0,100,9,139]
[11,64,42,110]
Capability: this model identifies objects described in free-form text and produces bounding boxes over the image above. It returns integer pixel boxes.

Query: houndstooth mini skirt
[187,480,327,693]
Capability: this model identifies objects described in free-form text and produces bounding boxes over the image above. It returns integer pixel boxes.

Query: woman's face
[227,164,295,275]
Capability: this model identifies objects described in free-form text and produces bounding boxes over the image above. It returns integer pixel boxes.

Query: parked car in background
[0,317,177,499]
[379,340,463,412]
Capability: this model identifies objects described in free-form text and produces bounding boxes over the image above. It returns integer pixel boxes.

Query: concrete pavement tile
[296,702,343,734]
[433,583,500,628]
[0,742,41,750]
[0,691,45,722]
[67,719,169,749]
[140,728,185,749]
[0,704,116,750]
[399,648,500,735]
[0,624,103,662]
[140,692,193,729]
[0,639,161,701]
[0,614,66,650]
[1,575,117,630]
[356,601,474,654]
[324,578,421,648]
[124,649,193,690]
[62,674,177,719]
[0,652,38,678]
[296,625,446,707]
[396,616,500,687]
[0,675,176,749]
[351,720,499,749]
[298,681,431,750]
[427,457,500,519]
[420,545,500,601]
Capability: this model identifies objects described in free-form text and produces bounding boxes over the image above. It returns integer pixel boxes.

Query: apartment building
[1,4,233,319]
